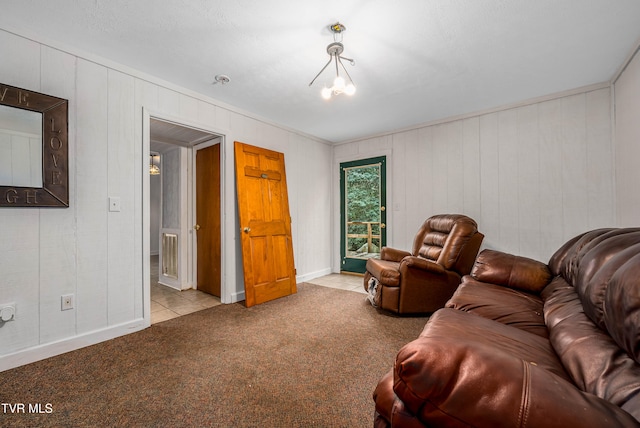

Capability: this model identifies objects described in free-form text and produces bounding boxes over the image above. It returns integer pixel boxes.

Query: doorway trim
[142,107,227,325]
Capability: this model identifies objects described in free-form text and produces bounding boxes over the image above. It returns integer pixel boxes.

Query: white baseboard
[157,279,181,290]
[296,267,332,283]
[230,290,245,303]
[0,319,149,372]
[228,267,332,304]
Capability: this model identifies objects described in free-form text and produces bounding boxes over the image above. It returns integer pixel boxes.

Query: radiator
[162,233,178,279]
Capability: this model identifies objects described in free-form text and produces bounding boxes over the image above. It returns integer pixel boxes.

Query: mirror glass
[0,105,43,187]
[0,83,68,208]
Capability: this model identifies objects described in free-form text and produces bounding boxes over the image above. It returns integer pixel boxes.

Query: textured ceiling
[1,1,640,143]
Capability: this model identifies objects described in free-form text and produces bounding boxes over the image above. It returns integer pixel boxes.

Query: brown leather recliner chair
[363,214,484,314]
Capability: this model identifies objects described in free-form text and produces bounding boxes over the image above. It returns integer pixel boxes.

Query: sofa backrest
[411,214,483,275]
[548,228,640,335]
[545,228,640,419]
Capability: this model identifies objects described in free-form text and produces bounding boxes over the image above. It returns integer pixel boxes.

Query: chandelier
[309,22,356,99]
[149,154,160,175]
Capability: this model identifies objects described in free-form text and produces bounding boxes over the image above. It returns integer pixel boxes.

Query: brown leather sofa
[364,214,484,314]
[373,228,640,427]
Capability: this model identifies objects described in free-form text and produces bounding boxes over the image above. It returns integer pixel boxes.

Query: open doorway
[339,156,387,274]
[147,117,224,324]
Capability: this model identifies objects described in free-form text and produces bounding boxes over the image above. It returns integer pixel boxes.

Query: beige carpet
[0,283,428,427]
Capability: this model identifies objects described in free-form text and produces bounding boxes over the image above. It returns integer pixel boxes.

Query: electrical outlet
[61,294,74,311]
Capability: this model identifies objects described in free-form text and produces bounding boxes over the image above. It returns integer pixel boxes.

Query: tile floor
[306,273,366,294]
[150,256,366,324]
[151,283,223,324]
[150,256,222,324]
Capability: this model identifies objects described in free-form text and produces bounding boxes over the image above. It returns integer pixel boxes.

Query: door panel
[195,143,221,296]
[235,141,296,307]
[340,156,387,273]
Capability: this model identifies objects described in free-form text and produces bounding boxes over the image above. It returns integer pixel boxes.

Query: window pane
[345,164,381,260]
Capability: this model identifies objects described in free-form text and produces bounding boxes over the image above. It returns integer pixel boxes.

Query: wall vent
[162,233,178,279]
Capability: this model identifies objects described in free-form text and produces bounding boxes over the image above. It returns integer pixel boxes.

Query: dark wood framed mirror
[0,83,69,207]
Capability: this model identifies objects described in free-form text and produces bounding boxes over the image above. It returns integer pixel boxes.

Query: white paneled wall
[335,87,614,264]
[107,69,136,326]
[289,132,333,281]
[614,48,640,226]
[76,58,109,335]
[0,28,332,369]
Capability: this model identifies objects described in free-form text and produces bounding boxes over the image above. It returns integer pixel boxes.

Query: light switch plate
[109,196,121,212]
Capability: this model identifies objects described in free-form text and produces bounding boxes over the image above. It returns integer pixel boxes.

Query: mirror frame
[0,83,69,207]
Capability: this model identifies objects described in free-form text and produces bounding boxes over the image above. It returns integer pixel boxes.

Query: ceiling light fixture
[212,74,231,85]
[149,154,160,175]
[309,22,356,100]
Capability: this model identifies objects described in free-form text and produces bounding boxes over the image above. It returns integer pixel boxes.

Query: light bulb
[345,83,356,96]
[333,76,346,91]
[321,87,332,100]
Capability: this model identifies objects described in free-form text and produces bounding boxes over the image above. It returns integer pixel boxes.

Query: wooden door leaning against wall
[234,141,296,307]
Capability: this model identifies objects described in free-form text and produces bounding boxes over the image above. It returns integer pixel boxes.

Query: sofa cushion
[575,232,640,329]
[547,228,640,284]
[471,249,552,293]
[542,230,640,423]
[547,228,613,279]
[606,250,640,363]
[417,309,568,379]
[393,309,639,427]
[544,274,640,422]
[446,276,547,338]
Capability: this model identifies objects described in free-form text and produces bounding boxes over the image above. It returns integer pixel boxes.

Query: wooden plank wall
[0,28,332,362]
[614,48,640,227]
[335,87,614,263]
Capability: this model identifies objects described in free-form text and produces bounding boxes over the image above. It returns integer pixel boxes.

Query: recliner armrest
[471,249,552,294]
[381,247,412,262]
[401,256,446,275]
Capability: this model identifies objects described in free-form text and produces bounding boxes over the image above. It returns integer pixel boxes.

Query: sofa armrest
[373,370,424,428]
[393,333,640,427]
[401,256,446,275]
[381,247,412,262]
[470,249,552,293]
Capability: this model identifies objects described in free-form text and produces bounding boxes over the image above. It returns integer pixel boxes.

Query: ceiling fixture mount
[212,74,231,85]
[309,22,356,100]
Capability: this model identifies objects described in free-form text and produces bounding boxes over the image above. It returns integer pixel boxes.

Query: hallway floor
[151,283,223,324]
[150,256,222,324]
[150,256,365,324]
